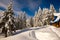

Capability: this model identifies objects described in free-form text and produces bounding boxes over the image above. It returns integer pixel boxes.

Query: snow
[50,26,60,37]
[35,25,60,40]
[0,25,60,40]
[35,32,58,40]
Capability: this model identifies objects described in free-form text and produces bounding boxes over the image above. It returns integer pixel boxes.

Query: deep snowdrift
[0,25,60,40]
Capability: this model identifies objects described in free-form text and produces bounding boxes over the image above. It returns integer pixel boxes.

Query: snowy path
[0,25,60,40]
[0,27,41,39]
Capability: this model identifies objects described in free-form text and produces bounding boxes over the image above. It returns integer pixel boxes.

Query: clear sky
[0,0,60,17]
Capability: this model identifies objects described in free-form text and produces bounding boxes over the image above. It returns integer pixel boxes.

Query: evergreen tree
[0,0,16,37]
[17,13,23,29]
[22,12,27,28]
[30,17,33,27]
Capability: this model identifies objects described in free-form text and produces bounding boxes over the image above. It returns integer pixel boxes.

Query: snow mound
[0,25,60,40]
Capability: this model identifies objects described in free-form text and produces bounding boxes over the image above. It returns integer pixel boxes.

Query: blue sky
[0,0,60,17]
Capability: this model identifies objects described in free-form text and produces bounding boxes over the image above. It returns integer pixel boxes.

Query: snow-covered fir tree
[22,12,27,28]
[30,17,33,27]
[33,7,43,27]
[0,0,16,37]
[18,11,27,29]
[26,18,31,28]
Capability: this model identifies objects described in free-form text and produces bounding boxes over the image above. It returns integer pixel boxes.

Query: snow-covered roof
[51,13,60,23]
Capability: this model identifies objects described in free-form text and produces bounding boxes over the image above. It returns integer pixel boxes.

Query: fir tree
[22,12,27,28]
[0,0,16,37]
[30,17,33,27]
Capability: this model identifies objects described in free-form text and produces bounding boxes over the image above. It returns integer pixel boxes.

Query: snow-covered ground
[0,25,60,40]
